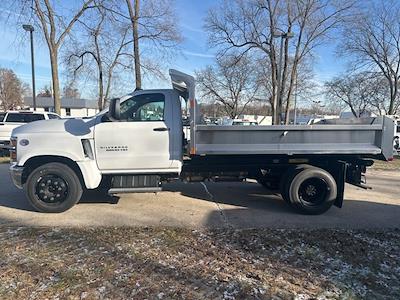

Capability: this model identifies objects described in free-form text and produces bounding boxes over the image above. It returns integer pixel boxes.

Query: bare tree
[255,54,315,118]
[12,0,96,114]
[196,56,259,119]
[324,72,385,117]
[0,68,26,111]
[205,0,354,124]
[37,84,53,97]
[62,82,81,99]
[105,0,182,89]
[339,0,400,115]
[65,4,133,109]
[200,102,228,118]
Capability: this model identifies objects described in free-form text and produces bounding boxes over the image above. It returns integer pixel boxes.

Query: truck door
[94,92,174,171]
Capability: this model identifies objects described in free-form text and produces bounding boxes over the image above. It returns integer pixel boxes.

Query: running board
[109,175,161,194]
[108,187,162,194]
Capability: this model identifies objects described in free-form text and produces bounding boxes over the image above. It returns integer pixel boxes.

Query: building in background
[23,97,99,117]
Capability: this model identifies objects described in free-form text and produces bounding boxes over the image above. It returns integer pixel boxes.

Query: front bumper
[9,164,24,189]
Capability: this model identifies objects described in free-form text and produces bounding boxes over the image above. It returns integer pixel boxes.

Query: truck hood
[12,117,96,138]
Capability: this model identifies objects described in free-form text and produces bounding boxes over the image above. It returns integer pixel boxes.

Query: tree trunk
[98,69,104,110]
[284,64,298,124]
[49,49,61,115]
[126,0,142,90]
[278,35,290,125]
[268,96,275,124]
[269,51,278,125]
[284,87,293,124]
[133,0,141,89]
[94,30,104,110]
[388,77,397,115]
[105,67,114,102]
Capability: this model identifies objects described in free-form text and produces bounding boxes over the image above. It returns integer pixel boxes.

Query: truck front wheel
[25,162,83,213]
[286,167,337,215]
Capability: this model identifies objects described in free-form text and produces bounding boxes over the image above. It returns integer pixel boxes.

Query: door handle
[153,127,170,132]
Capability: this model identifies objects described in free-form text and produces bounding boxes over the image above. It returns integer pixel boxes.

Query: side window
[5,113,25,123]
[48,114,60,119]
[120,93,165,122]
[0,113,5,122]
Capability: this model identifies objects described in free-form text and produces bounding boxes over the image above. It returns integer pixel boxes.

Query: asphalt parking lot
[0,164,399,229]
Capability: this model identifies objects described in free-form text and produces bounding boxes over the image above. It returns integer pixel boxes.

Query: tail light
[10,137,17,162]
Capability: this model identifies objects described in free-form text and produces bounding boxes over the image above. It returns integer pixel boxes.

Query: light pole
[272,31,294,124]
[22,24,36,111]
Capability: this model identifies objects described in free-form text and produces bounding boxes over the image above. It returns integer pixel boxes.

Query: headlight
[10,137,17,162]
[10,137,17,148]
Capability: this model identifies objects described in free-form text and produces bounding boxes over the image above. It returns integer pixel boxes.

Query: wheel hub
[298,178,328,205]
[36,175,68,203]
[305,185,317,196]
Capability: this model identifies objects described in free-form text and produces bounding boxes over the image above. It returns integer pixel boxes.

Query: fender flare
[21,155,102,189]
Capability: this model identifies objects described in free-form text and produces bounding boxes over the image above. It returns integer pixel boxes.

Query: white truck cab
[9,70,396,214]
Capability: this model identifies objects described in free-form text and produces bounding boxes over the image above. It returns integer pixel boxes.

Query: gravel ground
[0,227,399,300]
[0,157,9,163]
[372,157,400,170]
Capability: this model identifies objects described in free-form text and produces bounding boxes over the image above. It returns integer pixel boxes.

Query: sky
[0,0,348,102]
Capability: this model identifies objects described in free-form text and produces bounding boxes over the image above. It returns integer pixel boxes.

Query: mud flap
[332,161,346,208]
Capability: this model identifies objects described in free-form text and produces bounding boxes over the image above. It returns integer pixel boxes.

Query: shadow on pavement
[0,163,399,228]
[79,190,120,205]
[164,180,400,229]
[163,180,291,213]
[0,185,120,212]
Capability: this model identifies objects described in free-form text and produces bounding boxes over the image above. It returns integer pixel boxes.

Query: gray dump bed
[169,69,396,161]
[194,117,395,160]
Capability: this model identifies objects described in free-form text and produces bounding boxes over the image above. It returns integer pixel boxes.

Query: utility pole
[23,24,36,111]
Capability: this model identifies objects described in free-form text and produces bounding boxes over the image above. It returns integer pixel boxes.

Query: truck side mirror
[108,98,121,121]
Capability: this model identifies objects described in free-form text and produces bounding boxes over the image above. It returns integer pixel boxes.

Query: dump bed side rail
[193,116,395,161]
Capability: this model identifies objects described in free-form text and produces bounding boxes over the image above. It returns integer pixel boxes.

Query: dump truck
[9,70,396,214]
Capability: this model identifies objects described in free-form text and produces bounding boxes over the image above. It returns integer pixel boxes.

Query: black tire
[287,168,337,215]
[279,165,312,203]
[25,162,83,213]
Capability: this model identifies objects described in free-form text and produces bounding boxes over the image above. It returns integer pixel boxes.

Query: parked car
[0,111,60,150]
[394,119,399,154]
[232,119,258,126]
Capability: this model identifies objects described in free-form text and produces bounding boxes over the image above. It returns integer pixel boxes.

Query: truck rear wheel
[279,165,311,203]
[25,162,83,213]
[287,167,337,215]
